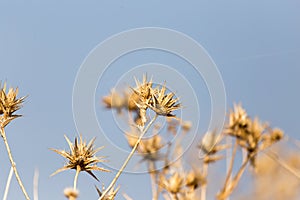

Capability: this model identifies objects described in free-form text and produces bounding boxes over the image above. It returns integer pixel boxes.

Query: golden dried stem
[222,140,238,194]
[73,165,81,190]
[3,167,13,200]
[217,154,250,200]
[99,114,158,200]
[33,168,39,200]
[0,127,30,200]
[200,161,208,200]
[148,161,158,200]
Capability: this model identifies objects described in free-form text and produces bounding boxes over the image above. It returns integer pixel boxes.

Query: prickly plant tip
[162,172,183,194]
[51,135,110,181]
[0,82,26,128]
[131,74,153,127]
[149,83,181,117]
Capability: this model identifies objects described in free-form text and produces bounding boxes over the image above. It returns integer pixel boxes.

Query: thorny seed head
[132,75,153,102]
[261,128,284,149]
[226,104,250,139]
[51,135,110,181]
[131,75,153,126]
[198,131,228,161]
[185,169,206,189]
[139,135,163,154]
[270,128,284,142]
[246,118,266,151]
[124,90,139,111]
[0,82,26,128]
[148,83,181,117]
[139,135,164,162]
[226,104,284,168]
[199,131,219,155]
[125,127,164,162]
[162,172,184,194]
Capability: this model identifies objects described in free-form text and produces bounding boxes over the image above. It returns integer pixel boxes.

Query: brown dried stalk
[0,83,30,200]
[0,127,30,200]
[99,114,158,199]
[3,167,13,200]
[200,161,208,200]
[221,140,238,194]
[148,161,159,200]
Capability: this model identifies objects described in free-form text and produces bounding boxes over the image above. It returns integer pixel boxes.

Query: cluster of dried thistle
[1,76,300,200]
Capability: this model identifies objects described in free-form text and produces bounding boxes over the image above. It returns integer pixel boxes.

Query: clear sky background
[1,1,300,199]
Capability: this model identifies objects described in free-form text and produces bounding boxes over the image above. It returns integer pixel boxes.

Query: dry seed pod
[0,83,26,128]
[148,83,181,117]
[51,135,110,181]
[64,188,79,200]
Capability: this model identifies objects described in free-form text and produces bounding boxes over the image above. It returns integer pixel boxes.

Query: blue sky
[1,1,300,199]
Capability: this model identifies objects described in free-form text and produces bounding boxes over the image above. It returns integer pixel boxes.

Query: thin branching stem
[217,153,250,200]
[73,165,81,190]
[3,167,13,200]
[33,168,39,200]
[222,140,238,194]
[99,114,158,199]
[0,127,30,200]
[148,161,159,200]
[200,161,208,200]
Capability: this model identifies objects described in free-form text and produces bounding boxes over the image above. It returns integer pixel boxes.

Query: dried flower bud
[199,132,219,155]
[166,172,183,194]
[271,128,284,142]
[185,170,206,189]
[0,83,26,128]
[64,188,79,200]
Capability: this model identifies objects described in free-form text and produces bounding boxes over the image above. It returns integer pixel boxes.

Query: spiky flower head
[199,131,219,154]
[0,82,26,128]
[226,103,250,139]
[185,169,206,189]
[132,74,153,103]
[51,135,110,181]
[139,135,164,162]
[149,83,180,117]
[131,75,153,126]
[162,172,184,194]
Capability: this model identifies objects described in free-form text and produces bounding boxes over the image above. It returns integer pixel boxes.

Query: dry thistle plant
[102,80,291,200]
[51,135,110,199]
[0,78,296,200]
[217,104,284,200]
[0,83,30,200]
[99,75,182,200]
